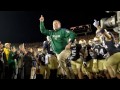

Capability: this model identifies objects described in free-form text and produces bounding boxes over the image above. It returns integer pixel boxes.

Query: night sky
[0,11,115,43]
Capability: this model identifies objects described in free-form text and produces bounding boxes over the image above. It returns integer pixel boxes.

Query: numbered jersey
[93,44,107,59]
[68,44,82,61]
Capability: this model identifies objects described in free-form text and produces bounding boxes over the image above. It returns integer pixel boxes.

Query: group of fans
[0,16,120,79]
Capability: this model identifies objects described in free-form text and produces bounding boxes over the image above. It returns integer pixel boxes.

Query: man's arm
[39,15,52,36]
[68,30,76,43]
[98,28,112,40]
[93,19,112,40]
[63,29,76,49]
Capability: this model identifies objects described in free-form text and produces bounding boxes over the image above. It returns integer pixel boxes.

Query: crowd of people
[0,15,120,79]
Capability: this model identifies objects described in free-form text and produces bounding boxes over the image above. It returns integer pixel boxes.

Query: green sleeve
[69,31,77,42]
[40,22,52,36]
[63,29,76,43]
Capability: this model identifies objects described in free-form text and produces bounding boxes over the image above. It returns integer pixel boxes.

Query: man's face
[17,51,20,54]
[12,47,16,52]
[0,44,3,49]
[53,20,61,30]
[88,41,93,46]
[6,44,10,49]
[81,42,86,48]
[96,30,102,37]
[19,44,25,52]
[94,37,101,45]
[79,40,86,48]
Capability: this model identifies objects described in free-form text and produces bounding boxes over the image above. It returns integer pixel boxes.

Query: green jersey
[40,22,76,54]
[8,51,15,69]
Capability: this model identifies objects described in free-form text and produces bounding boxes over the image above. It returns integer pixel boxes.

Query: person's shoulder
[61,28,71,33]
[47,30,53,33]
[61,28,69,31]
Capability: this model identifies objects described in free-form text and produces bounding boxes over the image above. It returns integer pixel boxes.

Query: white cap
[4,43,10,47]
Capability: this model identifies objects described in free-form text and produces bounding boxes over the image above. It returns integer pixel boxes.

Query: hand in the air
[39,15,44,22]
[93,19,99,28]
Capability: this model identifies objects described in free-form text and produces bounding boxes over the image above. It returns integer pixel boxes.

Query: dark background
[0,11,115,43]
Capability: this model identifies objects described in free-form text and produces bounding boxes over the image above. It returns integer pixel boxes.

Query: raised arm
[93,19,112,40]
[39,15,52,36]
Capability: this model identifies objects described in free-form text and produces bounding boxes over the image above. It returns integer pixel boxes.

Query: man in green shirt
[39,15,76,79]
